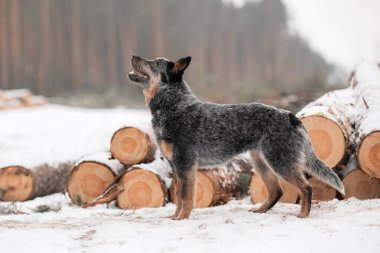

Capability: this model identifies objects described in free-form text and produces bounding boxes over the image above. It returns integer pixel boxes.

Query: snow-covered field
[1,105,380,253]
[0,194,379,253]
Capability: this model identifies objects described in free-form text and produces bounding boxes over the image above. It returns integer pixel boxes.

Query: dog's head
[128,55,191,88]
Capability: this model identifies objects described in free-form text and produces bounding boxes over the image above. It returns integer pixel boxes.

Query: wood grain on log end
[301,116,346,168]
[343,168,380,200]
[67,162,116,206]
[170,171,214,208]
[0,166,33,201]
[358,131,380,179]
[308,178,336,201]
[117,168,165,209]
[110,127,156,165]
[250,173,299,204]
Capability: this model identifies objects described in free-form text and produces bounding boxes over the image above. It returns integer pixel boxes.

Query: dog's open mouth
[129,70,148,82]
[128,69,149,86]
[128,56,150,86]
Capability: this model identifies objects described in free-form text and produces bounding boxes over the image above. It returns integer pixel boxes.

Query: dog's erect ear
[173,56,191,73]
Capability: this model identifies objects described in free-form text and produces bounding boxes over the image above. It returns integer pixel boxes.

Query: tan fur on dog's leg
[169,175,182,218]
[172,167,196,220]
[283,169,312,218]
[249,151,283,213]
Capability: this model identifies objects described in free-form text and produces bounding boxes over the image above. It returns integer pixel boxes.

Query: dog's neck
[147,80,197,114]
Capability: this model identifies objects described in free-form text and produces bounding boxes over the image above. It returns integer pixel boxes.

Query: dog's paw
[167,214,178,219]
[297,213,309,219]
[170,212,190,220]
[248,208,266,213]
[171,215,188,220]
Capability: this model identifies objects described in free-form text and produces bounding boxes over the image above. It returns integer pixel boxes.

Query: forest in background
[0,0,338,107]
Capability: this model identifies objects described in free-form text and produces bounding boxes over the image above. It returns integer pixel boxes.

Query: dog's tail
[297,124,345,196]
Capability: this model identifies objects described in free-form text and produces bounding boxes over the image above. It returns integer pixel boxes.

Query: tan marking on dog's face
[160,141,173,160]
[143,75,160,105]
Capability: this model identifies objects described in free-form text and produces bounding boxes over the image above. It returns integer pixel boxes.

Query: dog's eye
[154,61,159,67]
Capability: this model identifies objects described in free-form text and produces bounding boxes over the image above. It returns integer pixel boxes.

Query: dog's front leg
[168,171,182,219]
[171,164,197,220]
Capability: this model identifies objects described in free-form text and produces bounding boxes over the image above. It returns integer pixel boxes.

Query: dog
[128,55,345,220]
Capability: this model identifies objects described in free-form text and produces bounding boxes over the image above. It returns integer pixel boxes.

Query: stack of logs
[0,89,47,110]
[66,125,253,209]
[1,63,379,208]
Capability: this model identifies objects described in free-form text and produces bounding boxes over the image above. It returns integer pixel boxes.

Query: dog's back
[129,55,344,219]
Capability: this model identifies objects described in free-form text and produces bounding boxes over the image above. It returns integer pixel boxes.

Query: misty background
[0,0,344,108]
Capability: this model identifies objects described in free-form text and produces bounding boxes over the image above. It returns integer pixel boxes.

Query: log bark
[67,152,125,206]
[0,98,23,110]
[170,156,254,208]
[24,96,48,107]
[296,88,355,168]
[342,168,380,200]
[2,89,33,106]
[351,63,380,178]
[117,154,171,209]
[0,163,72,201]
[250,172,299,204]
[110,125,157,165]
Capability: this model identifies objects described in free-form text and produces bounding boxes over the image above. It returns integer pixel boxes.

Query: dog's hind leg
[282,168,312,218]
[249,151,283,213]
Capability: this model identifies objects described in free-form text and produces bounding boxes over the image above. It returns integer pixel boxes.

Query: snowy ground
[1,105,380,252]
[0,194,380,253]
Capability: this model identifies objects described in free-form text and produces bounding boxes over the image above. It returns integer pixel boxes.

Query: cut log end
[67,162,116,206]
[170,171,215,208]
[117,168,165,209]
[250,173,299,204]
[343,169,380,200]
[110,127,156,165]
[308,178,336,201]
[358,131,380,178]
[301,116,346,168]
[0,166,33,201]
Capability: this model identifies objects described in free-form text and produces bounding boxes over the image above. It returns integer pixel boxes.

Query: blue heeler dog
[128,55,345,220]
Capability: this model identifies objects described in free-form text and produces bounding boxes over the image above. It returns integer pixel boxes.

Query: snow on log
[0,163,72,201]
[117,153,171,209]
[296,88,355,168]
[2,89,32,105]
[0,98,23,110]
[110,125,157,165]
[351,63,380,178]
[24,95,48,107]
[170,156,254,208]
[67,152,125,206]
[250,172,299,204]
[308,178,336,201]
[341,168,380,200]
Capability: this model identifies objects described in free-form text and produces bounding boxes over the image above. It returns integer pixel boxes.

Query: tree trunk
[296,88,355,168]
[250,172,299,204]
[110,125,157,165]
[351,63,380,178]
[117,154,171,209]
[37,0,51,95]
[0,0,9,90]
[0,163,72,201]
[67,152,125,206]
[170,156,254,208]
